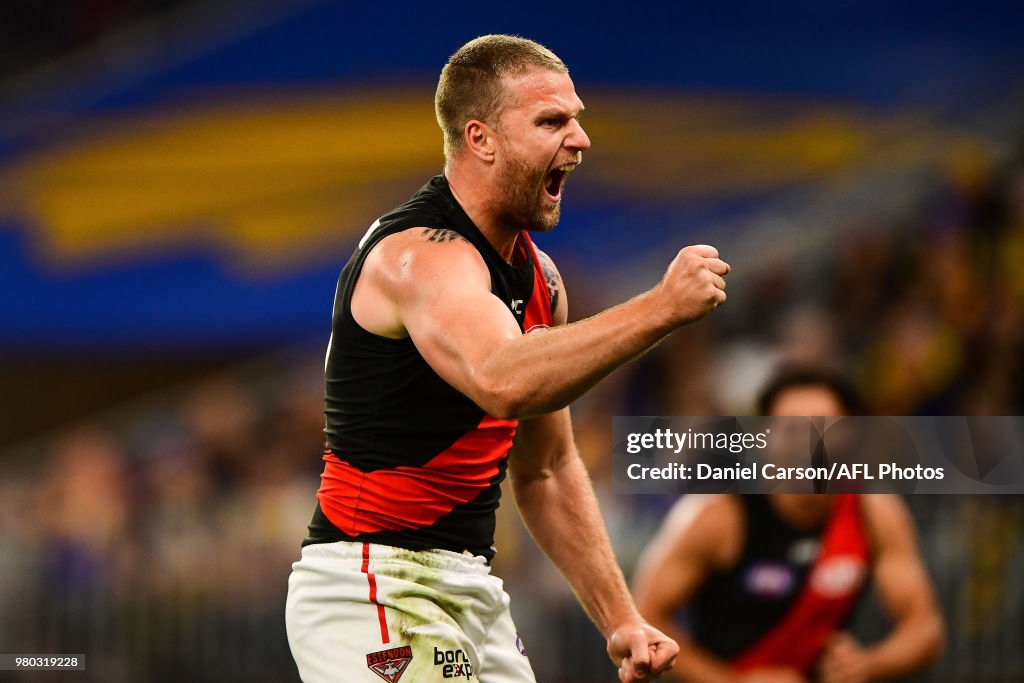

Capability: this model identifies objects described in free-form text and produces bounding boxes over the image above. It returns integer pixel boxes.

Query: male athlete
[633,368,944,683]
[286,35,730,683]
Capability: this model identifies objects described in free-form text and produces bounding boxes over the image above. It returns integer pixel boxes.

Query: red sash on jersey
[519,232,553,333]
[319,414,517,533]
[733,494,870,673]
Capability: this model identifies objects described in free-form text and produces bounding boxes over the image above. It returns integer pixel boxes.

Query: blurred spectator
[0,1,202,89]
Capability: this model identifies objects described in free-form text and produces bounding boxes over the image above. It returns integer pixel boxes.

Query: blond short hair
[435,34,568,160]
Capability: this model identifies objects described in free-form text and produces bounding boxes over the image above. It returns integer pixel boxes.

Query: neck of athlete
[769,494,836,530]
[444,160,520,262]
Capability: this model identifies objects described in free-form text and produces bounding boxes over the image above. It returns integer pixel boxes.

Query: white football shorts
[286,541,538,683]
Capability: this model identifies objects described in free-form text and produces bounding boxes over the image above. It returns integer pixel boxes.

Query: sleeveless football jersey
[689,494,871,673]
[304,175,554,561]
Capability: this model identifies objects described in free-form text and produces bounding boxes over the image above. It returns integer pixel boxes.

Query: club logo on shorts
[433,646,474,679]
[366,645,413,683]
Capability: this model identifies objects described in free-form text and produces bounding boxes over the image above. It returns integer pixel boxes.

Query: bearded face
[494,144,563,233]
[483,69,587,233]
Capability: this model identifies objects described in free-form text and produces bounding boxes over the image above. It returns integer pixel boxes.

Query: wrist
[601,610,646,639]
[635,288,676,336]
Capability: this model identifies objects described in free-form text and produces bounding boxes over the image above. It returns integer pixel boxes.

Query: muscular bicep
[370,228,525,412]
[633,496,740,623]
[633,539,707,624]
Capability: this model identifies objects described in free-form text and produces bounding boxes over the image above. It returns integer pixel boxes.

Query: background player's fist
[656,244,730,325]
[817,633,875,683]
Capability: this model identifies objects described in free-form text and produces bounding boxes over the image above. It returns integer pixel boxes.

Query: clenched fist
[655,244,730,326]
[607,621,679,683]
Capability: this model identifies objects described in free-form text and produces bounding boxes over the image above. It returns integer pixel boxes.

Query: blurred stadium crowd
[618,143,1024,419]
[0,0,197,87]
[1,142,1022,683]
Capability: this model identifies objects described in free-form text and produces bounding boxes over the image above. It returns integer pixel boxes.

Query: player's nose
[566,117,591,152]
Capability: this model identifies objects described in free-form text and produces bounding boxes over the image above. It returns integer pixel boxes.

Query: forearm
[858,495,945,681]
[511,450,640,636]
[483,290,674,419]
[863,612,944,679]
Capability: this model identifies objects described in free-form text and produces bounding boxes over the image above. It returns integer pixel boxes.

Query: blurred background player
[632,367,945,683]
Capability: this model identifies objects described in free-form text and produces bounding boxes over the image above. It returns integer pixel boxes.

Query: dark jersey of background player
[305,176,553,561]
[633,366,944,683]
[687,494,869,672]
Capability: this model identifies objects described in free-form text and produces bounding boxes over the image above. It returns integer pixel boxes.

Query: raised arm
[352,227,728,420]
[506,251,677,682]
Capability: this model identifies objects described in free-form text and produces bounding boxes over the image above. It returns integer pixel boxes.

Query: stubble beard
[495,150,560,233]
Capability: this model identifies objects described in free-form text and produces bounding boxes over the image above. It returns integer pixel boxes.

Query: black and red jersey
[688,494,871,674]
[303,175,554,561]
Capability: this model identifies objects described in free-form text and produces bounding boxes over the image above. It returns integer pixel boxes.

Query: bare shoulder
[416,227,473,245]
[365,226,490,296]
[352,227,491,338]
[655,494,744,569]
[860,492,912,522]
[533,246,568,324]
[859,494,917,555]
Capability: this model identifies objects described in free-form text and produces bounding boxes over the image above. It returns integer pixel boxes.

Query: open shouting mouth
[544,161,579,201]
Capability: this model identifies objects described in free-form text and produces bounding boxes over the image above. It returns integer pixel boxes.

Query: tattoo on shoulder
[420,228,468,244]
[537,250,561,315]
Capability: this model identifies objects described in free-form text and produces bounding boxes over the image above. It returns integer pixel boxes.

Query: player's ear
[464,119,496,163]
